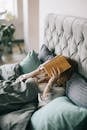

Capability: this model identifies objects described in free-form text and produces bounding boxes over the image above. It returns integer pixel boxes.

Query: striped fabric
[66,73,87,108]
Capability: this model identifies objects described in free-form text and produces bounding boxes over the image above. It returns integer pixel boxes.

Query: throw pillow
[66,73,87,108]
[38,44,55,63]
[31,96,87,130]
[20,50,41,74]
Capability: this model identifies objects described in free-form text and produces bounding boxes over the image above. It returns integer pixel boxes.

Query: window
[0,0,17,19]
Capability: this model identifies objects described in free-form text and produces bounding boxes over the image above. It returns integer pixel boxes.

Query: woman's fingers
[50,67,61,83]
[56,67,61,76]
[16,75,25,82]
[51,67,60,77]
[51,67,57,77]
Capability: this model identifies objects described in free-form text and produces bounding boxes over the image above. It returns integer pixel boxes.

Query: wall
[15,0,24,39]
[28,0,39,52]
[39,0,87,48]
[23,0,29,50]
[23,0,39,52]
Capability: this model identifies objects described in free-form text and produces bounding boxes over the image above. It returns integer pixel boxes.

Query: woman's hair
[57,57,78,87]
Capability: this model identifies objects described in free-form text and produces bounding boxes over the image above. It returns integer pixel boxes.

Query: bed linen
[0,78,38,130]
[0,103,37,130]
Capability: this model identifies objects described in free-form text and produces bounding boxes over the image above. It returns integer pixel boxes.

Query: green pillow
[20,50,41,74]
[31,96,87,130]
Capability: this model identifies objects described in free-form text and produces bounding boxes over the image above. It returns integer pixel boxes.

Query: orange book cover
[43,55,71,77]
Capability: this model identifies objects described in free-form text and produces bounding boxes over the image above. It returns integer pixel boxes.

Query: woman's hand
[50,67,60,83]
[42,67,60,98]
[16,74,26,82]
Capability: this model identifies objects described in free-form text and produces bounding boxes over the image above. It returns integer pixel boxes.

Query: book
[43,55,71,77]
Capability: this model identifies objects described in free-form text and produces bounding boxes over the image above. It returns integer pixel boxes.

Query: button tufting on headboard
[44,14,87,78]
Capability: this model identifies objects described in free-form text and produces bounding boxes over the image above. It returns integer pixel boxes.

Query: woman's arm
[16,60,51,82]
[16,67,44,82]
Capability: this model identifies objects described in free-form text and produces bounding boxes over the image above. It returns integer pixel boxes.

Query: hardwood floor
[0,43,26,65]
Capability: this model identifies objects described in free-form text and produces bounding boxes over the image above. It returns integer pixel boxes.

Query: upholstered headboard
[44,14,87,78]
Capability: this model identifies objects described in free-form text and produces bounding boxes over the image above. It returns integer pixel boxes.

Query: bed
[30,14,87,130]
[0,14,87,130]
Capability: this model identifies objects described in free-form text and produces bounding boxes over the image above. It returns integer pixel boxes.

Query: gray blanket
[0,78,38,130]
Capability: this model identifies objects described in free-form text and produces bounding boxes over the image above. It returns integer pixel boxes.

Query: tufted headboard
[44,14,87,79]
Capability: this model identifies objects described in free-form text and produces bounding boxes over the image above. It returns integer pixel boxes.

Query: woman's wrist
[22,74,26,79]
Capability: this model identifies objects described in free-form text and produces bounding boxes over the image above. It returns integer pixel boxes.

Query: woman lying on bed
[16,56,77,107]
[0,55,77,115]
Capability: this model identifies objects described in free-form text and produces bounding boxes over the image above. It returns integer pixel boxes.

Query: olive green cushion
[20,50,41,74]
